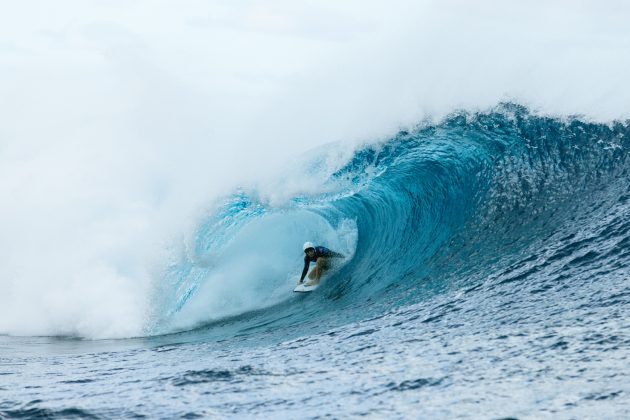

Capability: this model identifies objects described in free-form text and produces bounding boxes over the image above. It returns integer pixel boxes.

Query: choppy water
[2,105,629,418]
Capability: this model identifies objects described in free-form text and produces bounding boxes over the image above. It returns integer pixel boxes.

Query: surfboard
[293,282,320,293]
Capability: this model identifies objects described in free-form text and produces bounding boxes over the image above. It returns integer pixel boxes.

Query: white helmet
[303,241,315,252]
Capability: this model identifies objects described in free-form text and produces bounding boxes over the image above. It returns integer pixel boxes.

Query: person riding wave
[299,242,344,286]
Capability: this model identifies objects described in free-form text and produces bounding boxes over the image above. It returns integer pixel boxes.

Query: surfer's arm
[299,259,310,282]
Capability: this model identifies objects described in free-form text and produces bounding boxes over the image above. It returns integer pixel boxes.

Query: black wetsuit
[300,246,344,282]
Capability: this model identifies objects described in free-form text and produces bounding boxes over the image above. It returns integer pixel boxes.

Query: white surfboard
[293,282,320,293]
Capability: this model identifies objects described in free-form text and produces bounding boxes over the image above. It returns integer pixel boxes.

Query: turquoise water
[2,105,629,418]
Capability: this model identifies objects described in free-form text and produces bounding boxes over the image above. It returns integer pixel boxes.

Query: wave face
[152,104,629,337]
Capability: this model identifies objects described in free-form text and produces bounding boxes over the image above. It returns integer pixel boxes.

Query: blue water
[2,105,629,418]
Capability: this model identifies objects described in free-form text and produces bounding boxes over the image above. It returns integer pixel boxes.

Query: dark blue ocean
[2,105,629,418]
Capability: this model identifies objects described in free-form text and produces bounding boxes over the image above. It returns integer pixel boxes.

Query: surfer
[299,242,344,285]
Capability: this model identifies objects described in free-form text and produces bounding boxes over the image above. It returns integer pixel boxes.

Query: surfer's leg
[314,258,330,282]
[306,258,331,285]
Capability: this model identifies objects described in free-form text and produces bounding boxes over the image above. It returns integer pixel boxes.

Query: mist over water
[0,1,629,340]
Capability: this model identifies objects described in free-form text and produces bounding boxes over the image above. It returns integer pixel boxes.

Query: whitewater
[1,1,629,418]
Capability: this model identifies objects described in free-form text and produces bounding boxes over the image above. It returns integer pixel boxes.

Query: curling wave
[152,104,629,338]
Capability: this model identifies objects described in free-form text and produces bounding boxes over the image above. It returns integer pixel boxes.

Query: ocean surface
[2,105,629,418]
